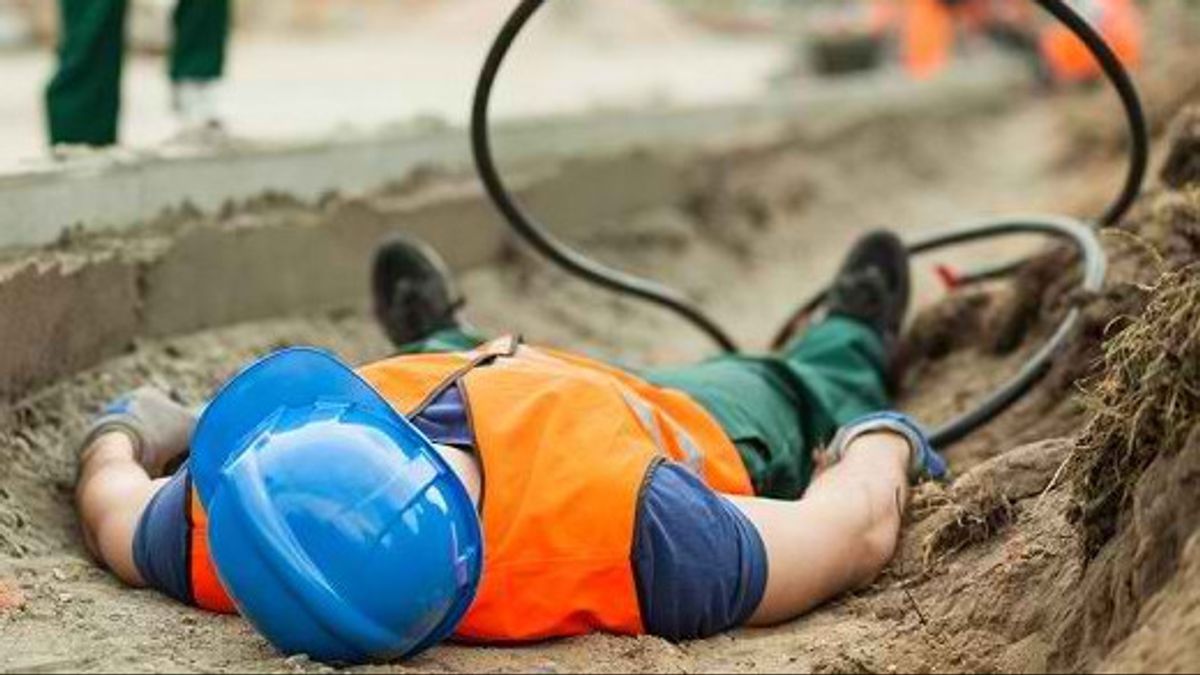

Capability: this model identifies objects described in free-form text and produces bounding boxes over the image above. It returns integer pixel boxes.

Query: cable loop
[470,0,1144,447]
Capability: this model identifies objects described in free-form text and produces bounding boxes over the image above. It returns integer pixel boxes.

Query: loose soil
[3,59,1200,674]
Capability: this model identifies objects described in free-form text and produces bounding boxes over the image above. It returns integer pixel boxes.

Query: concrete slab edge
[0,151,686,403]
[0,65,1020,250]
[0,69,1020,403]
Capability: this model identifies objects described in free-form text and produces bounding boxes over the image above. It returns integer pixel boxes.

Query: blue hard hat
[191,348,483,664]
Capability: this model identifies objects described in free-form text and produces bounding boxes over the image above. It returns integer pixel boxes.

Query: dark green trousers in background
[401,317,891,500]
[46,0,231,147]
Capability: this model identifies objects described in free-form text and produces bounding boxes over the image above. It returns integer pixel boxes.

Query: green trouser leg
[46,0,127,146]
[170,0,230,82]
[395,318,889,500]
[775,316,893,443]
[396,327,489,355]
[46,0,229,146]
[645,317,890,499]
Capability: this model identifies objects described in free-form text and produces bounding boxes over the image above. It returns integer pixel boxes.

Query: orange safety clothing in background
[900,0,1142,82]
[901,0,956,78]
[1039,0,1143,84]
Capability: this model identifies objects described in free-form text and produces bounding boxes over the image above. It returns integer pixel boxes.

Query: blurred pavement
[0,10,786,173]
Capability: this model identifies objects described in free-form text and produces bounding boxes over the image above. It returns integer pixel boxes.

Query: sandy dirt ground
[2,5,1200,673]
[0,82,1146,673]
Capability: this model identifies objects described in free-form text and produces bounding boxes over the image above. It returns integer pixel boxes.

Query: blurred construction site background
[0,0,1190,172]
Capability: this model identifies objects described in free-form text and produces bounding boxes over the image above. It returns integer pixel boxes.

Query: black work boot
[825,230,911,384]
[371,235,466,349]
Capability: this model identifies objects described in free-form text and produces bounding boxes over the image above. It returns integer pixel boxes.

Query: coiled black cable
[471,0,738,352]
[902,216,1105,447]
[470,0,1144,447]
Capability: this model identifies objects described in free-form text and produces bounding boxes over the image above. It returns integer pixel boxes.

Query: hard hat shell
[191,348,483,664]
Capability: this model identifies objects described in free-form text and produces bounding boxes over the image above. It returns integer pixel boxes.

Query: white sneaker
[171,79,226,136]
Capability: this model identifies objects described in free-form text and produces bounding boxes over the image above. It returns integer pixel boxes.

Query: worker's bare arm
[75,432,167,588]
[733,432,911,626]
[75,387,198,586]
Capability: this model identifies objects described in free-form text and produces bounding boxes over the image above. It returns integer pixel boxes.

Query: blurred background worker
[1038,0,1143,85]
[898,0,1037,79]
[899,0,1143,83]
[46,0,231,148]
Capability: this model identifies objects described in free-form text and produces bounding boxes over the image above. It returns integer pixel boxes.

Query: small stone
[0,579,27,613]
[51,568,68,582]
[57,593,73,604]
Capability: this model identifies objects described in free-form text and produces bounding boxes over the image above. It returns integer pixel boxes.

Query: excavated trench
[2,65,1199,672]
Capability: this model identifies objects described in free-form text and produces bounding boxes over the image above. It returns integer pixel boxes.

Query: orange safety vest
[188,488,237,614]
[188,337,754,641]
[901,0,955,79]
[1039,0,1143,84]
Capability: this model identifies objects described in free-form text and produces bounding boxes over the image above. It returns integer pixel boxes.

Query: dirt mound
[893,103,1200,673]
[1046,116,1200,664]
[902,96,1200,466]
[1053,265,1200,671]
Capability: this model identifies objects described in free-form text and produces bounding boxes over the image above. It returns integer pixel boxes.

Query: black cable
[908,216,1106,447]
[471,0,739,352]
[955,0,1149,285]
[1034,0,1148,229]
[764,216,1107,447]
[470,1,1131,448]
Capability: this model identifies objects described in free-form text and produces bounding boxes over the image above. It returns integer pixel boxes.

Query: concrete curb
[0,67,1022,403]
[0,63,1021,250]
[0,151,686,402]
[0,105,774,251]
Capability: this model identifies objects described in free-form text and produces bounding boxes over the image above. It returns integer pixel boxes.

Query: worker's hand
[80,387,197,478]
[824,412,950,484]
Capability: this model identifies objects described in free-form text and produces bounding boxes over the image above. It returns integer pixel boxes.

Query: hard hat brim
[191,347,484,661]
[190,347,435,508]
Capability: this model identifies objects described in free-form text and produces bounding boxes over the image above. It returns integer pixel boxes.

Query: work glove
[80,387,197,478]
[824,411,950,484]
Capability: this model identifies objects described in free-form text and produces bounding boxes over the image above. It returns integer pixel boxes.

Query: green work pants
[401,317,891,500]
[644,317,890,499]
[46,0,231,146]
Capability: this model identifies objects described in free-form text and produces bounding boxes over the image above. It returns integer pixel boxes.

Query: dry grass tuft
[1074,264,1200,556]
[920,488,1017,567]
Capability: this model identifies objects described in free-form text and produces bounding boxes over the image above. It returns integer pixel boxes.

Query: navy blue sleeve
[132,466,194,606]
[409,382,475,450]
[632,463,769,641]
